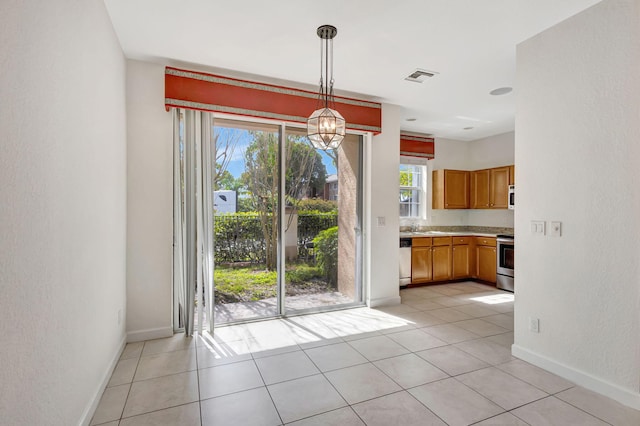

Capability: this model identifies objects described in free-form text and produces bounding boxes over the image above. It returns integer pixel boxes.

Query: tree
[213,127,243,189]
[243,132,327,270]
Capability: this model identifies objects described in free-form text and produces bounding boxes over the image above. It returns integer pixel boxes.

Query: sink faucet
[411,223,418,232]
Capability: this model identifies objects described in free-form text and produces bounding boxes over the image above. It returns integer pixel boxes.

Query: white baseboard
[512,344,640,410]
[79,334,127,426]
[127,326,173,343]
[368,295,402,308]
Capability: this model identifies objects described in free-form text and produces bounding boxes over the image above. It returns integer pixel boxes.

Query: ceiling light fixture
[490,87,513,96]
[307,25,345,151]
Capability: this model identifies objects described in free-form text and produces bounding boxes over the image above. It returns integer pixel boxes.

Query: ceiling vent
[405,68,438,83]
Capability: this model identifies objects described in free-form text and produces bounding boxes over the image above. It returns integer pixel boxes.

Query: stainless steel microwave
[508,185,515,209]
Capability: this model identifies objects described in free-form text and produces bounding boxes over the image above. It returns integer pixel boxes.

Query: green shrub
[297,198,337,213]
[314,226,338,287]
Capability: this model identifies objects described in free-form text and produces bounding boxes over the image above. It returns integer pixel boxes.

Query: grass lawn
[214,263,331,303]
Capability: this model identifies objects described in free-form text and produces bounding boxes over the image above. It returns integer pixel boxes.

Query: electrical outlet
[529,317,540,333]
[550,221,562,237]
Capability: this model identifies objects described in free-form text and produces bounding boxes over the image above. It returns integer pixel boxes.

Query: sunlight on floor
[470,294,514,305]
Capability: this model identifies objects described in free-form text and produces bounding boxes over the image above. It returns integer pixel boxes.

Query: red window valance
[400,132,435,159]
[165,67,382,134]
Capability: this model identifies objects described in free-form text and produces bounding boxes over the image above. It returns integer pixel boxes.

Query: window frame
[399,161,427,219]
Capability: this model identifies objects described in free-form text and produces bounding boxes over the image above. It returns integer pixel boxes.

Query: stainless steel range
[496,235,514,292]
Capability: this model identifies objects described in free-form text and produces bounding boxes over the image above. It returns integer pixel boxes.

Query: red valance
[400,132,435,159]
[165,67,382,134]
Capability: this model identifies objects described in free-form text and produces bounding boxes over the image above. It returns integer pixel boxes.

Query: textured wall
[514,0,640,407]
[126,60,174,340]
[0,0,127,424]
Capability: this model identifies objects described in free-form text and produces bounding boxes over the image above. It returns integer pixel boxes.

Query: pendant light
[307,25,346,150]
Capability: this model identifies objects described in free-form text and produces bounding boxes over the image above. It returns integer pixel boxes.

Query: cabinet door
[411,246,432,283]
[452,244,471,279]
[490,167,510,209]
[432,245,452,281]
[476,245,497,283]
[444,170,470,209]
[509,165,515,185]
[471,169,490,209]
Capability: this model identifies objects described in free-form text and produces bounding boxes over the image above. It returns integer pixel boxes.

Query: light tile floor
[92,282,640,425]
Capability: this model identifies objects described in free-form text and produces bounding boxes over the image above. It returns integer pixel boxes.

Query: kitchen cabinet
[432,170,469,209]
[411,238,432,283]
[475,237,496,283]
[471,166,510,209]
[451,236,472,279]
[432,237,452,281]
[509,165,515,185]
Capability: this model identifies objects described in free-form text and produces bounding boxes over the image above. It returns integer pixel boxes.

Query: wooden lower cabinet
[411,243,432,283]
[476,245,497,283]
[452,244,471,279]
[432,245,452,281]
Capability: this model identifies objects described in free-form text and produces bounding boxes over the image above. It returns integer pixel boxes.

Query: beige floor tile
[457,367,547,410]
[512,396,609,425]
[422,323,480,344]
[255,350,319,385]
[141,334,195,357]
[556,386,640,426]
[374,304,419,315]
[341,330,382,342]
[324,363,402,404]
[453,318,509,337]
[453,303,500,318]
[286,407,364,426]
[119,402,200,426]
[392,311,446,327]
[473,412,529,425]
[409,378,504,426]
[352,391,446,426]
[247,339,301,359]
[304,342,368,372]
[430,296,471,307]
[122,371,198,418]
[407,287,443,298]
[91,384,130,425]
[95,422,119,426]
[378,323,418,335]
[196,339,253,368]
[198,359,264,399]
[497,359,573,394]
[108,357,138,387]
[347,335,409,361]
[201,387,281,426]
[268,374,347,423]
[430,307,475,322]
[483,313,515,330]
[297,336,344,350]
[373,353,448,388]
[487,331,514,348]
[134,348,196,381]
[120,342,144,360]
[386,328,448,352]
[430,286,465,296]
[401,299,444,311]
[416,345,490,376]
[454,337,514,364]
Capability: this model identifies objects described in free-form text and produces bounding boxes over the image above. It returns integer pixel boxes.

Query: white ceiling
[104,0,600,141]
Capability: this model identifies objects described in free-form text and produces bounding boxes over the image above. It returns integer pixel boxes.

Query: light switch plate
[550,221,562,237]
[377,216,386,227]
[531,220,546,236]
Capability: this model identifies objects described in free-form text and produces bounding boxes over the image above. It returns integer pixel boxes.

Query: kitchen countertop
[400,231,500,238]
[399,226,514,239]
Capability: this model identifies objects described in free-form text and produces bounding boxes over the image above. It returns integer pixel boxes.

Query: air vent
[405,68,439,83]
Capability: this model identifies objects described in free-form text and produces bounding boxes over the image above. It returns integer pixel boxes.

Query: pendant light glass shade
[307,25,345,150]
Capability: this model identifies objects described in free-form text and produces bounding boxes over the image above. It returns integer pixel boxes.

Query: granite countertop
[399,226,514,239]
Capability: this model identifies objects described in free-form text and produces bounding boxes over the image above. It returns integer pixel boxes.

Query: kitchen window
[400,163,427,218]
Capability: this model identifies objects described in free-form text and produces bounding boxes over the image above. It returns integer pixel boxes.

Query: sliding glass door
[174,111,364,330]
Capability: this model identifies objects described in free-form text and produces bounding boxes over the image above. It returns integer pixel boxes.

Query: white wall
[368,104,401,306]
[126,60,174,341]
[0,1,127,424]
[514,0,640,408]
[467,131,515,227]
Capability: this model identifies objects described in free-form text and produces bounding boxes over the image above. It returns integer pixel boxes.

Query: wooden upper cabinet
[470,169,490,209]
[490,167,510,209]
[432,169,470,209]
[509,165,515,185]
[471,166,511,209]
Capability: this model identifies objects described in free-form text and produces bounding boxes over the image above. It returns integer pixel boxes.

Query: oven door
[497,239,514,277]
